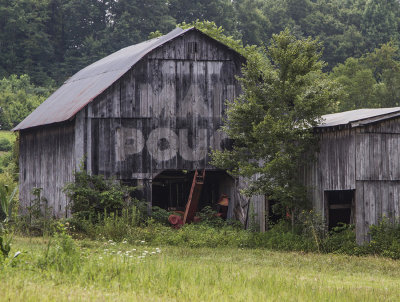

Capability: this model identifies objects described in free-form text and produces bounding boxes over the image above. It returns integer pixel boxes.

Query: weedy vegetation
[2,234,400,301]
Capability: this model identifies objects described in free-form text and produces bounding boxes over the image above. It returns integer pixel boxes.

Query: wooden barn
[13,27,268,229]
[305,108,400,243]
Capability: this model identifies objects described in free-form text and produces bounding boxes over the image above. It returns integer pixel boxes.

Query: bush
[0,138,11,152]
[63,169,138,223]
[196,206,226,228]
[322,224,361,255]
[38,222,80,272]
[16,187,55,236]
[367,218,400,259]
[151,206,172,225]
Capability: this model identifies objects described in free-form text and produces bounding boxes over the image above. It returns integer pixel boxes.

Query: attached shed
[304,107,400,243]
[14,27,268,229]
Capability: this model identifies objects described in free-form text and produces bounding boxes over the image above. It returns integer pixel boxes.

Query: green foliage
[367,217,400,259]
[6,237,400,301]
[179,20,247,55]
[38,222,80,272]
[0,138,11,152]
[331,42,400,111]
[0,184,17,261]
[323,224,361,255]
[0,132,20,181]
[63,169,138,223]
[196,206,226,228]
[0,75,51,130]
[17,187,54,236]
[151,206,172,226]
[212,29,340,213]
[1,0,400,87]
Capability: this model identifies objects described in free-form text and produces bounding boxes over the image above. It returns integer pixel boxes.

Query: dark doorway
[325,190,354,229]
[152,170,234,215]
[267,199,284,225]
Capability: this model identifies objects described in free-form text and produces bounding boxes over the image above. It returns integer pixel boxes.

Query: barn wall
[306,119,400,243]
[19,122,75,217]
[87,56,241,178]
[303,128,356,214]
[355,180,400,242]
[354,122,400,243]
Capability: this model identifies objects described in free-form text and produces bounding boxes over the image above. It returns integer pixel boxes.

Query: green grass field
[1,237,400,301]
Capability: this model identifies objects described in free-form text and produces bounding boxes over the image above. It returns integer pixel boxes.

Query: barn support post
[145,179,152,215]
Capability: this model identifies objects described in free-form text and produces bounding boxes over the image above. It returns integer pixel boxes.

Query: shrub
[196,206,225,228]
[151,206,172,225]
[322,224,361,255]
[367,218,400,259]
[38,222,80,272]
[0,184,17,262]
[63,169,138,223]
[0,138,11,152]
[17,187,55,236]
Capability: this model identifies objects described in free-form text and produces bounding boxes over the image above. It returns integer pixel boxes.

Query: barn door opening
[325,190,355,229]
[152,170,234,218]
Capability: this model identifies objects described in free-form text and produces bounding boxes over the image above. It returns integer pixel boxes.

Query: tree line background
[1,0,400,129]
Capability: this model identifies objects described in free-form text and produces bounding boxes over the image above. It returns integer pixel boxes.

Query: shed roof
[318,107,400,129]
[14,27,241,131]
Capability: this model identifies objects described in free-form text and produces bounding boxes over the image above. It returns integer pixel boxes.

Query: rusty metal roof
[318,107,400,128]
[14,27,219,130]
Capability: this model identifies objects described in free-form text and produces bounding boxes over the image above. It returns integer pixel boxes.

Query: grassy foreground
[1,237,400,301]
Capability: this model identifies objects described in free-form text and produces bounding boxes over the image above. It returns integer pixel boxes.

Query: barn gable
[13,27,243,131]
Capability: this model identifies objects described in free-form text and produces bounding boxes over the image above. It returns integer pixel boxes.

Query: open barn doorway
[152,170,234,218]
[325,190,355,229]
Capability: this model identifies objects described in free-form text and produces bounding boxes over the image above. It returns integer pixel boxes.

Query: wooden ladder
[183,169,206,224]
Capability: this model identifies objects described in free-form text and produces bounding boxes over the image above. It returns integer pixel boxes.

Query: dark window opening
[152,170,233,217]
[325,190,354,229]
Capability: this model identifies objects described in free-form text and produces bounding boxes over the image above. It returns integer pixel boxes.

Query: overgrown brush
[63,168,139,223]
[38,222,80,272]
[0,184,17,262]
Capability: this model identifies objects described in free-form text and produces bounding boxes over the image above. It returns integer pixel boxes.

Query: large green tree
[331,42,400,111]
[0,75,50,130]
[212,30,340,215]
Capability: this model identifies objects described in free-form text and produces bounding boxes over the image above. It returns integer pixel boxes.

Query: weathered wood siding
[303,128,356,213]
[19,122,75,217]
[354,120,400,242]
[84,31,241,180]
[305,117,400,243]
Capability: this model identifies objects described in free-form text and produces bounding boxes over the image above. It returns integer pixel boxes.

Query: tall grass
[1,236,400,301]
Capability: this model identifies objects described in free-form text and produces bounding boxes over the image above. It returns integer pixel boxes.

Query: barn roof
[14,27,241,131]
[318,107,400,129]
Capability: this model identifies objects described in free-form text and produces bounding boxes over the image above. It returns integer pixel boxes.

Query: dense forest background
[1,0,400,129]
